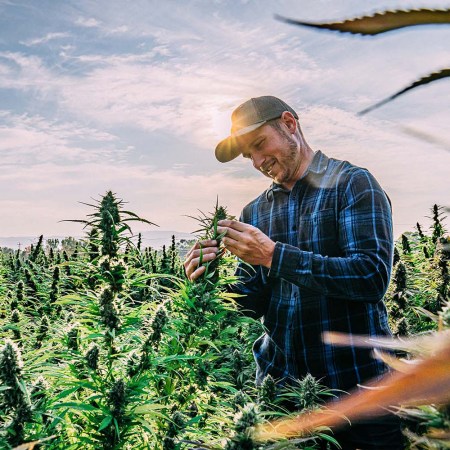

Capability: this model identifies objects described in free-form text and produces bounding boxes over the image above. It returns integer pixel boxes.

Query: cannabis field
[0,192,449,449]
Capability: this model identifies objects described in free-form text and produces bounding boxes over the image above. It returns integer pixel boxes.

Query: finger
[189,247,219,262]
[184,248,203,274]
[192,252,218,266]
[185,252,218,278]
[217,226,244,242]
[186,240,217,259]
[216,226,228,236]
[185,244,198,259]
[189,265,206,281]
[218,220,248,232]
[222,236,240,252]
[199,239,218,247]
[184,257,196,278]
[185,259,201,279]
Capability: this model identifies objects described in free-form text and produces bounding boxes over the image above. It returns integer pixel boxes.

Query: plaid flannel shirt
[232,150,394,391]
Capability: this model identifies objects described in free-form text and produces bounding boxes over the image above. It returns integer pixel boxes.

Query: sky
[0,0,449,243]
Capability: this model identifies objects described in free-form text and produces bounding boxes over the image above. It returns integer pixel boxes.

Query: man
[184,96,403,449]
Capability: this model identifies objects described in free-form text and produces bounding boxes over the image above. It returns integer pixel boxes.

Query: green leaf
[113,417,120,438]
[55,402,99,412]
[98,415,113,431]
[57,294,85,304]
[54,386,80,400]
[132,403,165,415]
[196,339,220,352]
[316,431,341,447]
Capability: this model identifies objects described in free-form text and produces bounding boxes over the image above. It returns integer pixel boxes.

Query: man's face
[238,118,302,189]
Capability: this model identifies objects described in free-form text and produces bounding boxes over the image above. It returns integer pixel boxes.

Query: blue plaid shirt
[232,150,394,392]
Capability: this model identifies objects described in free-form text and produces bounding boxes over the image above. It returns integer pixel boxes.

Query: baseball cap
[215,96,298,163]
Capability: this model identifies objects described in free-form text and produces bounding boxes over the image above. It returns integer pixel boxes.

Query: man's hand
[184,239,219,281]
[217,220,275,268]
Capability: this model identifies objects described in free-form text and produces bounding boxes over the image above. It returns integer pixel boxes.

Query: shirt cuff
[268,241,309,280]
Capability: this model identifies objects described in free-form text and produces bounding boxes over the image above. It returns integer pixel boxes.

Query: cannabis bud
[258,374,277,405]
[296,373,322,411]
[224,403,260,450]
[66,323,80,352]
[0,339,24,407]
[31,375,50,402]
[233,403,259,434]
[85,344,100,371]
[126,351,141,377]
[108,379,127,418]
[440,300,450,328]
[150,304,169,343]
[232,390,249,411]
[99,287,121,331]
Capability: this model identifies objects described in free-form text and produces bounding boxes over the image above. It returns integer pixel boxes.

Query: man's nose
[252,153,265,171]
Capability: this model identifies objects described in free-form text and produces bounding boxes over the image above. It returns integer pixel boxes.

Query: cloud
[0,160,268,235]
[0,52,59,97]
[109,25,128,34]
[20,32,71,46]
[300,105,450,236]
[75,17,101,28]
[1,0,449,240]
[53,29,318,149]
[1,17,320,149]
[74,16,127,35]
[0,112,128,166]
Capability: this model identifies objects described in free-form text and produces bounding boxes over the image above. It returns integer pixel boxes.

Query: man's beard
[273,129,299,184]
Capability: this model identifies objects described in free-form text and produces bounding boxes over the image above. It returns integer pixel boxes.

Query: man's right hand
[183,240,219,281]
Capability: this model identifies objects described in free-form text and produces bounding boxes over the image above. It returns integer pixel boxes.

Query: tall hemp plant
[385,204,449,336]
[167,202,336,450]
[154,202,244,447]
[52,191,169,449]
[0,195,360,449]
[150,201,256,448]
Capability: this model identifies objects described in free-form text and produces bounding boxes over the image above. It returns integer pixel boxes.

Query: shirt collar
[302,150,329,176]
[266,150,329,200]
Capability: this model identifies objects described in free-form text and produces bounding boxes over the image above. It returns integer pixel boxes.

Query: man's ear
[281,111,297,134]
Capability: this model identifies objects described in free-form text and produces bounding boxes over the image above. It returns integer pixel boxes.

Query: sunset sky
[1,0,449,243]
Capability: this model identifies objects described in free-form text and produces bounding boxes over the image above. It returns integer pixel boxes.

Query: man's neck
[282,146,315,191]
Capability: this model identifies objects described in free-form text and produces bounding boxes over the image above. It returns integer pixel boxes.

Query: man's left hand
[217,220,275,268]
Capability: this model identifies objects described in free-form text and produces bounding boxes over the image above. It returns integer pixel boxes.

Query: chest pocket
[298,208,339,255]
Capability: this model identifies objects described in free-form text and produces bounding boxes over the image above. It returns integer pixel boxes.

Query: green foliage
[0,196,447,449]
[190,200,233,286]
[386,205,449,336]
[0,340,33,446]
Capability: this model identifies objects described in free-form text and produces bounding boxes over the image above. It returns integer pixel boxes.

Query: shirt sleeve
[268,169,394,302]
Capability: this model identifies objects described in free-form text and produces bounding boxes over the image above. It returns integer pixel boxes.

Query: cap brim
[215,136,240,163]
[215,121,266,163]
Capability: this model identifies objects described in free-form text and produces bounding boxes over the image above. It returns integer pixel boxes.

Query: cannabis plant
[0,339,32,446]
[189,200,232,286]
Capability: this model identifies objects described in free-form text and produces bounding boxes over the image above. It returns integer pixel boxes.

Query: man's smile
[261,161,276,174]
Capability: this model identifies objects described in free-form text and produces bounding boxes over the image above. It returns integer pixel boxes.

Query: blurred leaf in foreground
[358,68,450,115]
[276,9,450,114]
[275,9,450,35]
[253,330,450,442]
